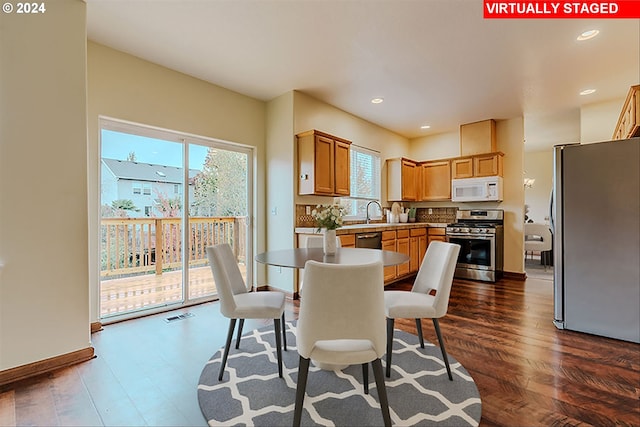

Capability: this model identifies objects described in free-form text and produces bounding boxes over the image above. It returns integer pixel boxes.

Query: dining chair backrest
[524,223,552,252]
[411,241,461,319]
[206,244,247,318]
[297,260,386,360]
[305,235,342,248]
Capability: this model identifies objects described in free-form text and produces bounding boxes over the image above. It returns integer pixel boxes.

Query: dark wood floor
[1,274,639,426]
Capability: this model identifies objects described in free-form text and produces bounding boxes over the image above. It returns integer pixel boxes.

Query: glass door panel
[187,144,249,299]
[100,129,185,318]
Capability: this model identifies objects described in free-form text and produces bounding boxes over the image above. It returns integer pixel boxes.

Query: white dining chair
[293,260,391,427]
[206,244,287,381]
[384,240,460,379]
[524,223,553,268]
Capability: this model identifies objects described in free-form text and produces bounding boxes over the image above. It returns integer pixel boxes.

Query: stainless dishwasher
[355,232,382,249]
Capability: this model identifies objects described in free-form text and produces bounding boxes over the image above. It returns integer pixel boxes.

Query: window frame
[340,145,382,221]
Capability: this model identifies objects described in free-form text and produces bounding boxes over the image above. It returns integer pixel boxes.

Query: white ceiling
[86,0,639,152]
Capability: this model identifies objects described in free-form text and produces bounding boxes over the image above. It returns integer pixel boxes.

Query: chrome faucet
[366,200,382,224]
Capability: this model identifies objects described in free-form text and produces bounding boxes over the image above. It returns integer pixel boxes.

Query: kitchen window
[340,145,381,219]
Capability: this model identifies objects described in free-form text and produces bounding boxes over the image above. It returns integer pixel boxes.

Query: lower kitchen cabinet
[382,231,397,282]
[396,230,410,277]
[428,227,447,246]
[409,228,427,272]
[339,234,355,248]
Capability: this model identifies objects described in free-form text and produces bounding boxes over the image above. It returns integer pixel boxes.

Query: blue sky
[101,129,208,170]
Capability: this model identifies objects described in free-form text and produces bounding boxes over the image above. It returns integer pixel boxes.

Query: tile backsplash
[296,204,456,227]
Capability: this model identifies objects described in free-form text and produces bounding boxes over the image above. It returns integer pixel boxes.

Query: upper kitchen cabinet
[613,85,640,140]
[297,130,351,196]
[452,152,503,178]
[420,160,451,200]
[387,158,418,201]
[460,119,496,156]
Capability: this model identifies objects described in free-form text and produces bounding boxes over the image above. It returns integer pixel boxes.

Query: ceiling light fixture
[371,98,384,104]
[577,29,599,41]
[580,89,596,95]
[420,125,431,129]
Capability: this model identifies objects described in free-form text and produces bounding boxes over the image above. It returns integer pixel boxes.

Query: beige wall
[524,149,553,224]
[0,1,90,369]
[87,42,266,320]
[264,93,296,291]
[410,130,459,161]
[581,97,626,143]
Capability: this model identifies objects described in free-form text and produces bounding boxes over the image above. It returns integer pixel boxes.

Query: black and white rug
[197,322,481,426]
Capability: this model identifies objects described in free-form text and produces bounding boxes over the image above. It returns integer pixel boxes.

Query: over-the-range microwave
[451,176,503,202]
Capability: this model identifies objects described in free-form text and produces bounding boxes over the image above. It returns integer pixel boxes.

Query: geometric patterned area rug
[198,321,481,426]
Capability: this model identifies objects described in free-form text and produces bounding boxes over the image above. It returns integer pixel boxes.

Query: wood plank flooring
[1,274,638,426]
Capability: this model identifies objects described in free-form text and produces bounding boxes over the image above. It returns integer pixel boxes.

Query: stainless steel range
[446,209,504,282]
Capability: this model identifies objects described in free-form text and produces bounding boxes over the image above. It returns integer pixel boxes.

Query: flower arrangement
[311,204,346,231]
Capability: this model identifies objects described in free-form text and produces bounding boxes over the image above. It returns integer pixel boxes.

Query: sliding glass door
[99,119,252,319]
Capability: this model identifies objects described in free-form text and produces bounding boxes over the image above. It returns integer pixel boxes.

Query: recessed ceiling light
[420,125,431,129]
[580,89,596,95]
[371,98,384,104]
[577,29,599,41]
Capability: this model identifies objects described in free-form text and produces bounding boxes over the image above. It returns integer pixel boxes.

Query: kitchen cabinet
[420,160,451,200]
[297,130,351,196]
[452,152,503,179]
[428,227,447,246]
[396,229,410,277]
[474,152,503,177]
[409,228,427,272]
[460,119,496,156]
[339,234,355,248]
[387,158,418,201]
[382,231,397,282]
[613,85,640,140]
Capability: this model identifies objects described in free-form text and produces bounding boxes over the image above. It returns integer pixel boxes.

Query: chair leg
[432,318,453,381]
[371,359,392,427]
[235,319,245,349]
[218,318,237,381]
[386,317,395,378]
[416,318,424,348]
[274,318,283,378]
[281,312,287,351]
[362,363,369,394]
[293,356,310,427]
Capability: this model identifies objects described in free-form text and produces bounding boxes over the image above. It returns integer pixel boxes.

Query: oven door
[446,232,495,271]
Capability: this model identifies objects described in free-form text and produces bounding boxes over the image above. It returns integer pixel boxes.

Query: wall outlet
[428,208,433,214]
[305,206,311,215]
[271,207,278,215]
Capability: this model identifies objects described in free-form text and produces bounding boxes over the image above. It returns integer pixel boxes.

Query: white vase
[323,229,337,255]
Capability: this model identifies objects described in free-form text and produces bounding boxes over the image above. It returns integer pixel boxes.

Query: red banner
[484,0,640,18]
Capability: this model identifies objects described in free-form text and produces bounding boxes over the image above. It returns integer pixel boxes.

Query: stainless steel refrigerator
[551,137,639,343]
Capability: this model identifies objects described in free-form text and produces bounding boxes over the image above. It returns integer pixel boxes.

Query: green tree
[191,148,247,216]
[111,199,139,217]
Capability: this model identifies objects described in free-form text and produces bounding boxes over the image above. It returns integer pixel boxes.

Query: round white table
[255,247,409,268]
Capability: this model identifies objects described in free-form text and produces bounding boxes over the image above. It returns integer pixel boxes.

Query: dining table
[255,247,409,268]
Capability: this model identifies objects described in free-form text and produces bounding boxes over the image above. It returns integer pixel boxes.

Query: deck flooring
[99,265,245,317]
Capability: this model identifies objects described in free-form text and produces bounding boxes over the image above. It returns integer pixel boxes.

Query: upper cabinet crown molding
[460,119,496,156]
[613,85,640,140]
[297,130,351,196]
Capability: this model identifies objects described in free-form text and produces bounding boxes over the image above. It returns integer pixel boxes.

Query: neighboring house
[101,158,199,217]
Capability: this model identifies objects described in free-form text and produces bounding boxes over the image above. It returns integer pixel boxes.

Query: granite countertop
[295,222,450,234]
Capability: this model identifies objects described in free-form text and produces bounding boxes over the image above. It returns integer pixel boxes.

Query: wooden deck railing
[101,216,247,278]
